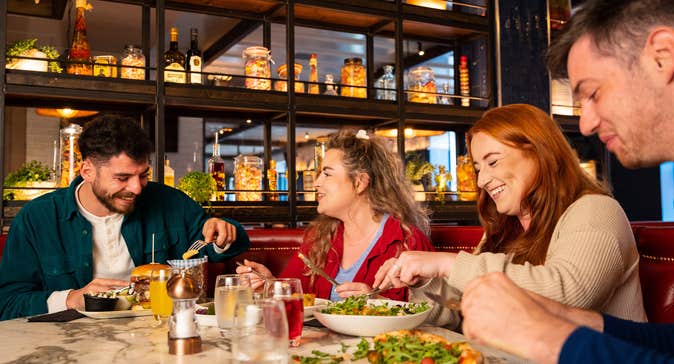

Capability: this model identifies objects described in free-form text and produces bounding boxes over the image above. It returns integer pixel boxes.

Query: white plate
[312,299,432,337]
[76,308,152,319]
[304,298,330,319]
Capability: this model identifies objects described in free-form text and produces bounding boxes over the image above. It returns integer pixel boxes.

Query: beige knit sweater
[414,194,647,328]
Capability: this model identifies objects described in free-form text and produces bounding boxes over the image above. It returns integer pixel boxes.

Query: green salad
[321,295,429,316]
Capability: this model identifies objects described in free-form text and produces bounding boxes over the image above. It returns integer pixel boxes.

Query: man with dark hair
[459,0,674,363]
[0,115,250,320]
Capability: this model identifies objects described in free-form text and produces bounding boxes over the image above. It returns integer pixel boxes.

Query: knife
[297,252,341,287]
[424,291,462,312]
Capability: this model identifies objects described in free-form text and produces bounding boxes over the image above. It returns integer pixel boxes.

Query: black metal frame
[1,0,496,226]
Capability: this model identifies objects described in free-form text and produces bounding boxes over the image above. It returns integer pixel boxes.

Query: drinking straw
[151,233,155,264]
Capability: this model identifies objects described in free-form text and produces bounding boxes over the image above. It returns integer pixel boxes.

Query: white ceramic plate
[195,303,217,327]
[312,299,432,337]
[304,298,330,319]
[76,308,152,319]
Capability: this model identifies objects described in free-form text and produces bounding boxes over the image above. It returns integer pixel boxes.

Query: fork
[182,240,211,259]
[365,285,392,298]
[235,261,268,280]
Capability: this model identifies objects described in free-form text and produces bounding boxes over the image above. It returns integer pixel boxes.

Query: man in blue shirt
[0,115,250,320]
[460,0,674,362]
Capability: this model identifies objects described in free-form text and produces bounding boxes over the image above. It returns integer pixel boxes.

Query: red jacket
[280,217,433,301]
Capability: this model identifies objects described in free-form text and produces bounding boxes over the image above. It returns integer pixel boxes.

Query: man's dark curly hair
[78,114,152,163]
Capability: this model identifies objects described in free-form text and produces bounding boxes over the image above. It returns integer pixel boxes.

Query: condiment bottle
[67,0,93,76]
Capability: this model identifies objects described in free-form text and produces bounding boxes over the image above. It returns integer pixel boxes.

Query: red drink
[281,297,304,347]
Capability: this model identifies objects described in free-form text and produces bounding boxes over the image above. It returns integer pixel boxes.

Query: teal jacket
[0,176,250,320]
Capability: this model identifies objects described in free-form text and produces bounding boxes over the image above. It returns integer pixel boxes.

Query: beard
[91,179,138,214]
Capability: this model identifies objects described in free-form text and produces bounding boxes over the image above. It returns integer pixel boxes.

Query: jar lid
[410,66,434,75]
[124,44,140,50]
[343,57,363,65]
[243,46,271,58]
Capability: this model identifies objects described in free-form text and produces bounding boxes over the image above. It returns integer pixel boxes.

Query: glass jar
[376,64,396,101]
[243,46,272,90]
[274,63,304,93]
[408,66,437,104]
[457,155,478,201]
[120,45,146,80]
[340,57,366,98]
[93,55,117,78]
[234,155,263,201]
[59,123,83,187]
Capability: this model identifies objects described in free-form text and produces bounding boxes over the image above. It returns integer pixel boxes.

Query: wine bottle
[186,28,202,84]
[67,0,92,76]
[163,27,186,84]
[208,133,226,201]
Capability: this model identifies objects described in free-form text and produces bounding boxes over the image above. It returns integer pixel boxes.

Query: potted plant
[177,171,217,204]
[405,159,433,201]
[6,38,62,73]
[3,160,56,201]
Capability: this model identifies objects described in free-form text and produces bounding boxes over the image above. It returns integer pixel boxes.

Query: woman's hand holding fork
[235,259,274,290]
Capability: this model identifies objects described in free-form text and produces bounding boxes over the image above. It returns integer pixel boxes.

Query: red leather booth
[1,222,673,323]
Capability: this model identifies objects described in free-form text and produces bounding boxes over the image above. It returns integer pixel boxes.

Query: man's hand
[202,217,237,249]
[461,272,576,364]
[66,278,130,310]
[373,251,456,290]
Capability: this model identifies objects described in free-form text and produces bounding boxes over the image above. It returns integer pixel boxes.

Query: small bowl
[84,294,118,312]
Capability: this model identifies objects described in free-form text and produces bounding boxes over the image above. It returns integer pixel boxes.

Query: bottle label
[164,63,186,83]
[189,56,202,84]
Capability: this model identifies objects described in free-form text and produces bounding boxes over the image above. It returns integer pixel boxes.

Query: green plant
[6,38,63,73]
[4,160,53,186]
[405,159,434,182]
[178,171,217,204]
[3,160,54,201]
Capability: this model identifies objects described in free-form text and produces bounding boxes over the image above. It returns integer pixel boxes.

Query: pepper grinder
[166,268,202,355]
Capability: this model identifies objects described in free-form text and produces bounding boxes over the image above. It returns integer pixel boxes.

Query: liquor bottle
[308,54,319,94]
[164,156,175,187]
[323,73,338,96]
[376,65,396,101]
[459,55,470,107]
[208,134,226,201]
[185,28,202,84]
[67,0,93,76]
[267,159,278,201]
[163,27,186,84]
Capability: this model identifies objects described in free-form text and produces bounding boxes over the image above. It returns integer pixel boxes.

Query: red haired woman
[375,104,646,326]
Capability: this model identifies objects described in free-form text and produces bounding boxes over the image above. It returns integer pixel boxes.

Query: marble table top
[0,315,529,363]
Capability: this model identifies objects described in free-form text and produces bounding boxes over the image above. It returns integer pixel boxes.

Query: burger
[130,263,170,309]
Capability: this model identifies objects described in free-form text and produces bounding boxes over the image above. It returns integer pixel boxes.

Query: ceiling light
[304,132,310,140]
[417,42,425,56]
[35,108,99,119]
[245,119,252,124]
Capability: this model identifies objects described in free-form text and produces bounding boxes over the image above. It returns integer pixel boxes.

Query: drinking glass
[264,278,304,347]
[231,299,289,364]
[214,274,252,336]
[150,267,172,322]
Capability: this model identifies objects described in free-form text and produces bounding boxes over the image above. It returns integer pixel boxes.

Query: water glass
[232,299,289,364]
[214,274,252,336]
[264,278,304,347]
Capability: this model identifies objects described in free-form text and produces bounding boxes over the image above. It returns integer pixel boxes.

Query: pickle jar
[340,57,366,98]
[407,66,437,104]
[120,44,146,80]
[234,155,263,201]
[242,46,272,90]
[59,123,83,187]
[274,63,304,93]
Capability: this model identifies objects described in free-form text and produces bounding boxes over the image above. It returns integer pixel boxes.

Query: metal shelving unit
[1,0,493,227]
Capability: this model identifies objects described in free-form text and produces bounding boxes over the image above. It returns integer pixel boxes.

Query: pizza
[291,330,482,364]
[367,330,482,364]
